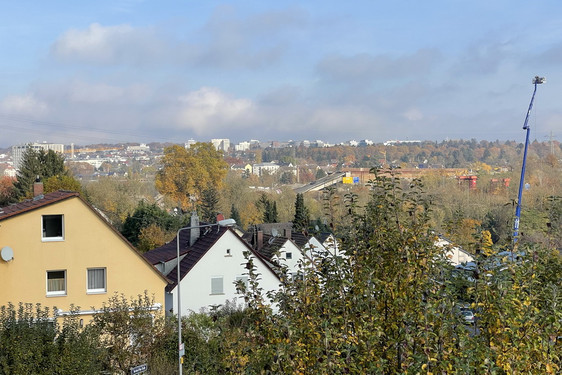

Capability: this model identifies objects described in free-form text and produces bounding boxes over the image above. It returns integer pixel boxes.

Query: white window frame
[87,268,107,294]
[210,276,224,295]
[46,270,67,296]
[42,214,64,242]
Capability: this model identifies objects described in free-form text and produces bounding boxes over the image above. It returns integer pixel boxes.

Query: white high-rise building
[12,142,65,171]
[235,141,250,152]
[211,139,230,152]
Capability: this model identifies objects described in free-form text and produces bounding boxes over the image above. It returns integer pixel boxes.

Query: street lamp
[513,76,545,245]
[176,218,236,375]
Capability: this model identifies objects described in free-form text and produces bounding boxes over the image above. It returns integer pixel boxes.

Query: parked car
[461,309,475,324]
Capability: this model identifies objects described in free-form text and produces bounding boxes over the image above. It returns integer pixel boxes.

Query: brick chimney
[257,230,263,250]
[33,176,44,198]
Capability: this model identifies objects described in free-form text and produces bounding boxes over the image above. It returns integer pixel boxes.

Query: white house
[143,215,280,315]
[435,236,475,266]
[243,228,316,279]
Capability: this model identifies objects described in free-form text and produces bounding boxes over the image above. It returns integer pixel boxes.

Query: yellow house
[0,190,169,321]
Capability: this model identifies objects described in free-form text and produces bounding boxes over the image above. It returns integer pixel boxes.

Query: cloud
[195,5,307,69]
[174,87,256,134]
[50,23,169,65]
[316,48,441,84]
[451,36,514,76]
[0,94,48,115]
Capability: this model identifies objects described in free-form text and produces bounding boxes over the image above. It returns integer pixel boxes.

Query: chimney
[284,228,291,239]
[33,176,44,198]
[257,230,263,250]
[190,211,200,246]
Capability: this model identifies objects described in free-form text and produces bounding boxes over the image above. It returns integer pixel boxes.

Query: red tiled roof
[0,191,79,221]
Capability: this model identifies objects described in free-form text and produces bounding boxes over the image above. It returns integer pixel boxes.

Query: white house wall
[171,231,280,315]
[273,240,305,275]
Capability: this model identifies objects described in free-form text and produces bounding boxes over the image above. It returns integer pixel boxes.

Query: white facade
[270,239,303,275]
[435,237,474,266]
[12,143,65,171]
[235,141,251,151]
[170,230,280,315]
[211,138,230,152]
[252,162,280,176]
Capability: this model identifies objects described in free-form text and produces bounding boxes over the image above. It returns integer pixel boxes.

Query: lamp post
[176,218,236,375]
[513,76,545,245]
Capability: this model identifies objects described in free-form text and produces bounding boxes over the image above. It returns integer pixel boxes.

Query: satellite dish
[271,228,278,237]
[1,246,14,262]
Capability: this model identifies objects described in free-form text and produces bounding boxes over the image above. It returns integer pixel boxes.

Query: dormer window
[42,215,64,241]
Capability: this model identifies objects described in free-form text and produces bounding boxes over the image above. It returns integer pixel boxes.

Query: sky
[1,0,562,148]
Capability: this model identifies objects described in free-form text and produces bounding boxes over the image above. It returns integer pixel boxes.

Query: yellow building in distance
[0,189,169,321]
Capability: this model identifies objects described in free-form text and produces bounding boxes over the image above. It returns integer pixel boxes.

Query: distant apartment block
[383,140,421,146]
[253,162,280,176]
[235,141,251,151]
[211,138,230,152]
[12,142,64,171]
[126,143,150,152]
[185,139,197,148]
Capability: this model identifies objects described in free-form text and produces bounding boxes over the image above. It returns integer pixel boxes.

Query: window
[235,276,249,293]
[285,252,292,259]
[87,268,106,293]
[47,270,66,296]
[42,215,64,241]
[211,276,224,295]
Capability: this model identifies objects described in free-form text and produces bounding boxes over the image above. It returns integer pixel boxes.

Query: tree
[83,176,152,230]
[13,148,70,200]
[121,201,182,248]
[256,193,278,223]
[44,175,83,194]
[137,223,168,253]
[0,176,16,206]
[230,204,241,227]
[200,186,220,223]
[315,168,327,179]
[155,143,228,211]
[89,292,175,374]
[292,193,310,232]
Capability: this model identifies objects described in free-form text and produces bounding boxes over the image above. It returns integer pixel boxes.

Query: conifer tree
[292,193,309,232]
[13,148,70,200]
[200,186,220,223]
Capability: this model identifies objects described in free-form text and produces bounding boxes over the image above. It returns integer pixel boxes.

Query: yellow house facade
[0,190,169,321]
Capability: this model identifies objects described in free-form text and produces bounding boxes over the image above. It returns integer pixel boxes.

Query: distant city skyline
[1,1,561,148]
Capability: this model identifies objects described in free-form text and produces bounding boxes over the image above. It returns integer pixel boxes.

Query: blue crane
[513,76,545,244]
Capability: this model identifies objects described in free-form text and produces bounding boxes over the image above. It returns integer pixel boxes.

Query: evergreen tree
[230,204,241,227]
[256,193,278,223]
[292,193,310,232]
[13,148,70,200]
[121,201,182,247]
[200,186,220,223]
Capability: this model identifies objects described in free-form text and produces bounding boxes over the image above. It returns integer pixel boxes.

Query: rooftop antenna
[513,76,545,245]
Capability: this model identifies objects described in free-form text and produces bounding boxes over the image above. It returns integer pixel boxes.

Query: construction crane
[513,76,545,245]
